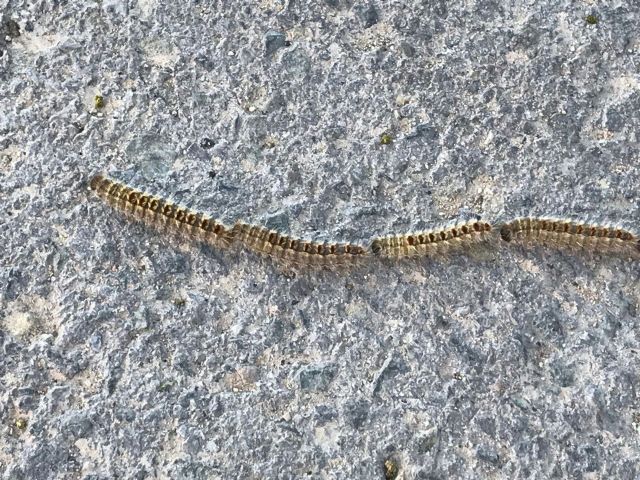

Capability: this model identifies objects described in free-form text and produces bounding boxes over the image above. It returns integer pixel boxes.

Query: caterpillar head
[89,174,106,191]
[500,225,513,242]
[370,240,382,254]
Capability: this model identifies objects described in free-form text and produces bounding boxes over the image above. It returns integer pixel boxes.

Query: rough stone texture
[1,0,639,479]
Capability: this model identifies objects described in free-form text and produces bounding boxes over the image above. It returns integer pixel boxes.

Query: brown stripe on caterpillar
[232,221,368,266]
[499,217,639,255]
[89,173,233,248]
[370,220,493,257]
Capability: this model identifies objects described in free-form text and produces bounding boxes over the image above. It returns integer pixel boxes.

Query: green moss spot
[384,459,399,480]
[585,14,598,25]
[157,381,174,392]
[94,95,105,109]
[15,418,28,431]
[380,133,393,145]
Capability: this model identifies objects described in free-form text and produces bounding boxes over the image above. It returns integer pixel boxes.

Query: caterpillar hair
[499,217,640,255]
[89,173,233,248]
[370,220,493,257]
[232,221,368,266]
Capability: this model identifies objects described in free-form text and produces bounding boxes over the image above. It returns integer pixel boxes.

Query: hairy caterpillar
[89,174,233,247]
[499,217,640,254]
[89,174,640,265]
[371,220,493,257]
[232,221,368,265]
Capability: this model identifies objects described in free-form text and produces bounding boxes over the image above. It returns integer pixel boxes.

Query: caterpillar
[89,173,233,247]
[499,217,640,254]
[371,220,493,257]
[232,221,368,266]
[89,174,640,264]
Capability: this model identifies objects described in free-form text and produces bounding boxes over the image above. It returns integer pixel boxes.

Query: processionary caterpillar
[232,221,368,265]
[89,174,233,248]
[90,174,639,264]
[499,217,640,255]
[370,221,493,257]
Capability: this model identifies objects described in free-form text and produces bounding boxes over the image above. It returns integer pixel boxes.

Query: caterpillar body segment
[89,173,233,248]
[371,220,493,258]
[232,221,368,266]
[499,217,639,255]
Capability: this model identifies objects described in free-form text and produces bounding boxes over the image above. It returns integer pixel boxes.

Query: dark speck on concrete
[344,399,370,430]
[298,364,337,391]
[199,137,216,149]
[400,41,416,57]
[477,446,500,465]
[605,108,624,132]
[265,31,288,57]
[264,212,290,233]
[359,3,379,28]
[407,124,439,142]
[3,18,20,38]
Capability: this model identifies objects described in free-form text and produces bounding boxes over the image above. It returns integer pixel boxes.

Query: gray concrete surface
[1,0,639,478]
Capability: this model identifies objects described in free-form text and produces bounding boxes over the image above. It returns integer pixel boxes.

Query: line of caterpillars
[89,174,640,265]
